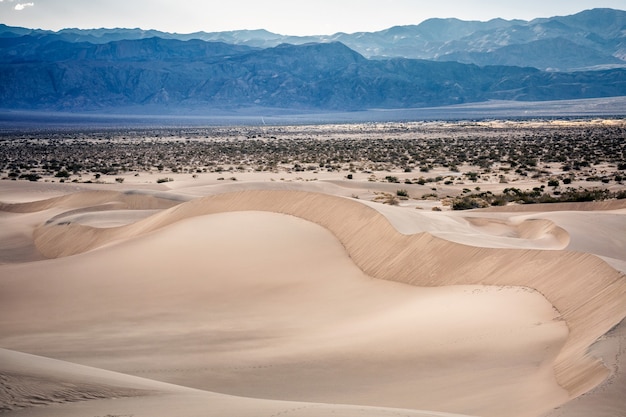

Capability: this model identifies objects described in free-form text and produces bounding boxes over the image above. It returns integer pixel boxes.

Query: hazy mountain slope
[438,38,625,71]
[1,8,625,71]
[1,35,625,113]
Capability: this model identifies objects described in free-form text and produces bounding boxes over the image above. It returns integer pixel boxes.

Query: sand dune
[0,189,182,263]
[465,217,567,241]
[3,349,480,417]
[1,207,569,417]
[21,190,626,392]
[0,189,182,213]
[1,187,625,417]
[0,348,167,413]
[346,200,572,250]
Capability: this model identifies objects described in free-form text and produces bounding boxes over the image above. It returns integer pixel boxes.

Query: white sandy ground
[0,176,625,417]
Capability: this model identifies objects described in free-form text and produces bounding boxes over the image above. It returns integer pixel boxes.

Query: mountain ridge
[2,36,625,113]
[2,8,624,71]
[1,8,626,114]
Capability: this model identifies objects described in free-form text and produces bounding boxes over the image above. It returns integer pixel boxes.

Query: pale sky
[1,0,625,36]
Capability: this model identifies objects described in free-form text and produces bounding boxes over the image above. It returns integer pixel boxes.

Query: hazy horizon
[1,0,625,36]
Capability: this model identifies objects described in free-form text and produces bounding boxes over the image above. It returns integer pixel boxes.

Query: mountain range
[1,8,625,114]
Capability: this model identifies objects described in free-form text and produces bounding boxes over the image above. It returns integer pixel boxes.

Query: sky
[1,0,625,36]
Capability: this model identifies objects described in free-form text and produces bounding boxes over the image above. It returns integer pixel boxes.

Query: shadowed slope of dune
[0,348,160,412]
[21,189,626,399]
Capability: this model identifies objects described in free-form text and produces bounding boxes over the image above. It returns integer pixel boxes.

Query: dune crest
[22,189,626,399]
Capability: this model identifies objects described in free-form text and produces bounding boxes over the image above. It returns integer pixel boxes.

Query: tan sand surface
[2,348,478,417]
[1,180,625,417]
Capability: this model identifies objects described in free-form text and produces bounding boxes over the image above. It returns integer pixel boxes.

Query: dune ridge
[0,190,181,214]
[20,189,626,399]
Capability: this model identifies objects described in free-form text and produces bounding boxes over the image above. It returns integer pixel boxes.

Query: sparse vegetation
[451,187,626,210]
[373,192,400,205]
[1,122,624,205]
[396,189,409,198]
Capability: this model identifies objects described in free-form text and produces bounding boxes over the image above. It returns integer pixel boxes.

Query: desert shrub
[396,189,409,197]
[559,189,611,202]
[373,192,399,205]
[19,173,41,182]
[452,196,489,210]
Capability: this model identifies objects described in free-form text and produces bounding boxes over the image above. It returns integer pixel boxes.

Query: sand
[1,171,625,417]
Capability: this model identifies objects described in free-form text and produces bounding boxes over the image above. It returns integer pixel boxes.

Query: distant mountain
[438,37,625,71]
[433,9,626,71]
[3,8,623,71]
[1,35,625,113]
[0,35,255,62]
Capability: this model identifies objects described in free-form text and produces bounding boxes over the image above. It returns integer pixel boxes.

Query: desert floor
[1,120,625,417]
